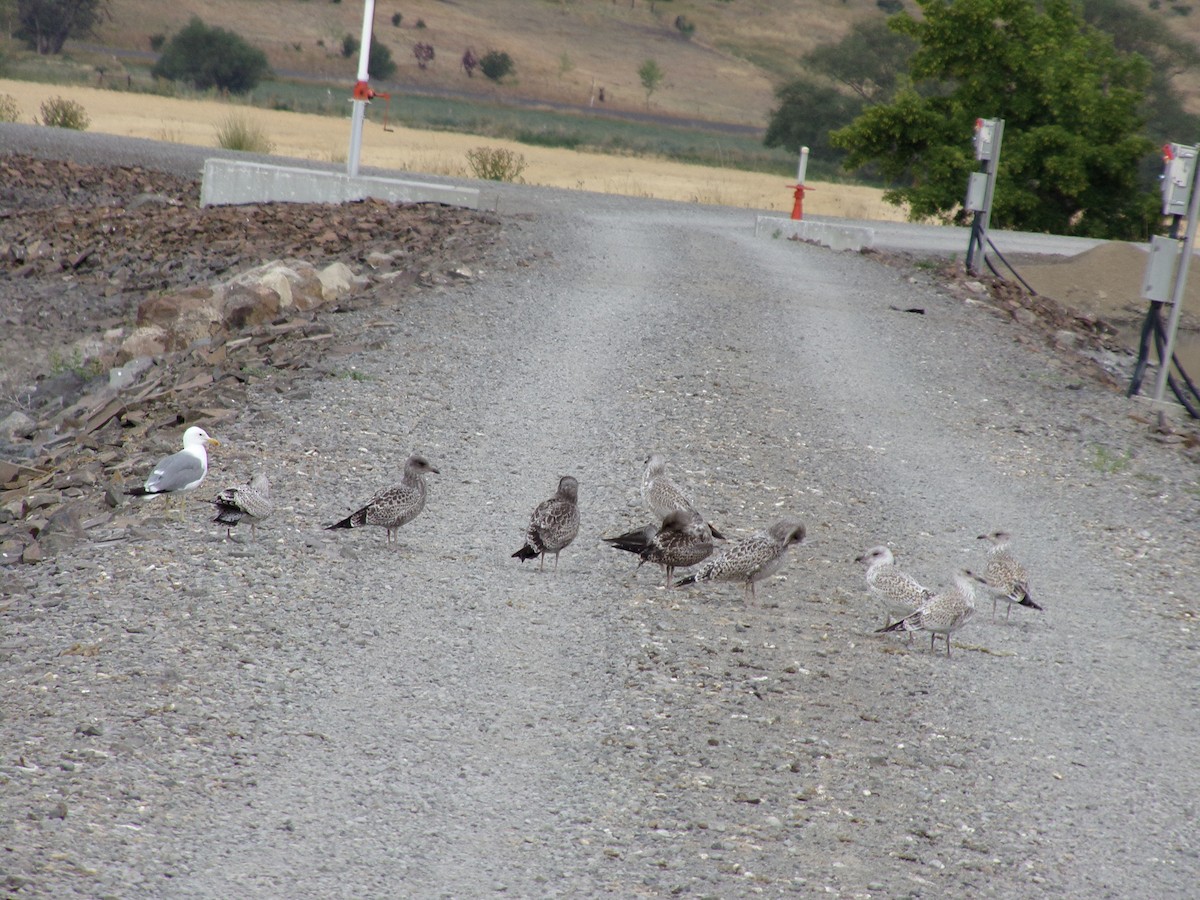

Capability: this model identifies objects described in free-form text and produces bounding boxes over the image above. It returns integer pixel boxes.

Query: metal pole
[1153,165,1200,404]
[347,0,376,178]
[970,119,1003,276]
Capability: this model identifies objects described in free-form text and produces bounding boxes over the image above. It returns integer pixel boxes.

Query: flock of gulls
[125,429,1042,657]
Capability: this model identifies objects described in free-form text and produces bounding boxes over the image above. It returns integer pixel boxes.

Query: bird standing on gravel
[674,518,805,602]
[512,475,580,572]
[603,508,715,587]
[971,530,1043,621]
[125,425,220,514]
[856,545,934,629]
[641,452,725,539]
[877,571,977,656]
[208,472,273,540]
[326,453,438,545]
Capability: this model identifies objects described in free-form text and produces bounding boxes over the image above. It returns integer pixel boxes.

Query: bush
[38,97,89,130]
[391,12,402,26]
[0,94,19,123]
[149,33,165,52]
[342,34,359,58]
[479,50,514,82]
[153,17,270,94]
[215,113,275,153]
[466,146,526,182]
[369,37,396,80]
[674,15,695,39]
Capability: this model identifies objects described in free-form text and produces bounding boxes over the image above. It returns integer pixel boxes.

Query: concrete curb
[754,215,875,252]
[201,159,481,209]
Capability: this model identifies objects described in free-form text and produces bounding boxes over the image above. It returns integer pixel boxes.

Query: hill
[81,0,893,129]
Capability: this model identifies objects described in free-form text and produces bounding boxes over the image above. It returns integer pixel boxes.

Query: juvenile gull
[856,545,934,630]
[674,518,805,602]
[326,453,438,545]
[208,473,273,540]
[603,508,715,587]
[125,426,220,512]
[512,475,580,572]
[877,571,977,657]
[641,453,725,539]
[971,530,1043,621]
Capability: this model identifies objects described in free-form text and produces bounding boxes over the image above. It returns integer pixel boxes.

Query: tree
[152,17,270,95]
[764,78,864,169]
[479,50,514,82]
[638,58,663,108]
[368,36,396,80]
[16,0,110,55]
[830,0,1156,239]
[413,41,435,70]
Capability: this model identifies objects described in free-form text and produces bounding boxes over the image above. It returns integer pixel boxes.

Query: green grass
[1090,445,1133,474]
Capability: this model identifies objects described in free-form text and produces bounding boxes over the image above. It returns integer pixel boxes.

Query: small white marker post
[347,0,377,178]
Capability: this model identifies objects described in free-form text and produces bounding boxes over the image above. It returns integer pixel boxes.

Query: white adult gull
[125,426,220,512]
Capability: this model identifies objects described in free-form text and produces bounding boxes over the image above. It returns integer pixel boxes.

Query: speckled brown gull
[877,571,977,657]
[674,518,805,603]
[604,508,715,587]
[856,545,934,631]
[970,530,1043,621]
[641,453,725,539]
[513,475,580,572]
[125,426,220,513]
[326,453,438,545]
[209,473,273,540]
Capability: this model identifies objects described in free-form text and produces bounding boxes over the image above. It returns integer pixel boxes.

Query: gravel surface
[2,128,1199,898]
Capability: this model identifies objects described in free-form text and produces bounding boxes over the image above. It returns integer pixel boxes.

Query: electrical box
[1142,235,1183,304]
[964,172,988,212]
[1161,143,1198,217]
[974,118,999,162]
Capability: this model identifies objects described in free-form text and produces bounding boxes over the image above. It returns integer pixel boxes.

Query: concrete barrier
[201,159,480,209]
[754,216,875,253]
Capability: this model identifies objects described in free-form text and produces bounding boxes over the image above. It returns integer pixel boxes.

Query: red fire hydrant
[788,182,813,220]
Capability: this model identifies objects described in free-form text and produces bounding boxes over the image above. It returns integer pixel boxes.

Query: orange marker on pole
[788,146,813,220]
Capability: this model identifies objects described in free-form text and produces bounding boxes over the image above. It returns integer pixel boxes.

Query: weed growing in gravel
[1091,444,1132,474]
[48,349,102,379]
[0,94,19,123]
[215,114,275,153]
[466,146,527,182]
[38,97,89,130]
[342,370,370,382]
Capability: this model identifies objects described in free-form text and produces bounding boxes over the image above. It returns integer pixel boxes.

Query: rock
[108,356,155,391]
[318,262,357,300]
[223,283,281,330]
[0,409,36,440]
[137,285,219,329]
[117,325,168,364]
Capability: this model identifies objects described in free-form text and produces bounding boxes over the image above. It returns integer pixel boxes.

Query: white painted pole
[797,146,809,184]
[347,0,377,178]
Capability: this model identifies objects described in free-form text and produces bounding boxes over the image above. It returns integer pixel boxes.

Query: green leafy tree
[479,50,514,82]
[15,0,110,55]
[152,17,271,94]
[368,36,396,80]
[764,78,864,167]
[638,58,663,108]
[830,0,1156,239]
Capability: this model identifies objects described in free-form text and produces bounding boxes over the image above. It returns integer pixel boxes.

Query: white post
[797,146,809,184]
[347,0,376,178]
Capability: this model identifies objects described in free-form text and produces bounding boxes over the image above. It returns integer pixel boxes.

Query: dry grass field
[86,0,890,127]
[0,78,908,221]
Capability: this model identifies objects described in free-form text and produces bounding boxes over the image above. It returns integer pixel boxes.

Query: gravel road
[3,131,1199,898]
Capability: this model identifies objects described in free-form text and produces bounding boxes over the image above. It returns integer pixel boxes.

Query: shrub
[149,33,165,52]
[369,37,396,80]
[342,34,359,58]
[215,113,275,153]
[413,42,435,69]
[38,97,89,130]
[479,50,514,82]
[153,17,270,94]
[0,94,19,123]
[674,15,695,39]
[465,146,526,182]
[391,12,402,26]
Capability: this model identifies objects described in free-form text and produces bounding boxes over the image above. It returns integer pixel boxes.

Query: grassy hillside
[77,0,893,128]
